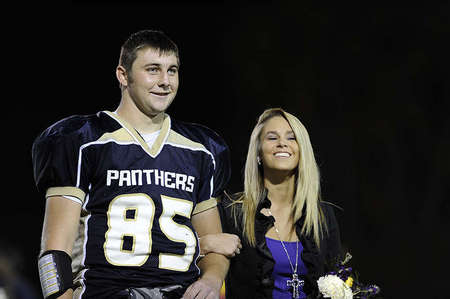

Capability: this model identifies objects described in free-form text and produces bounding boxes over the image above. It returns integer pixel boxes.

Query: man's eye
[147,67,159,73]
[168,68,178,75]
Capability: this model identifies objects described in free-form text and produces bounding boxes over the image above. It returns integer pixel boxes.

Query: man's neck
[115,99,165,134]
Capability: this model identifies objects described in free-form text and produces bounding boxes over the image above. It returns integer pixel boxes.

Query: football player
[32,30,231,299]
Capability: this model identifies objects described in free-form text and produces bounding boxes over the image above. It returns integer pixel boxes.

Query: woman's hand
[199,233,242,258]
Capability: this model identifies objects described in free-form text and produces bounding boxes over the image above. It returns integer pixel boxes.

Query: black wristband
[38,250,73,299]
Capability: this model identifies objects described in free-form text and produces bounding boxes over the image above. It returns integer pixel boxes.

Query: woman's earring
[257,156,261,165]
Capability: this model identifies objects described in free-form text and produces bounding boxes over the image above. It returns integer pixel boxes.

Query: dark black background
[5,1,449,298]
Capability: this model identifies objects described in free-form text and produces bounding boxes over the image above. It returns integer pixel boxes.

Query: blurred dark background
[5,1,449,298]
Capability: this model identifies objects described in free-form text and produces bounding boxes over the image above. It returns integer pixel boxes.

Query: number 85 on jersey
[104,193,196,272]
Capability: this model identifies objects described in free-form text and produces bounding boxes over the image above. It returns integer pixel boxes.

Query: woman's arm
[199,233,242,257]
[323,203,343,264]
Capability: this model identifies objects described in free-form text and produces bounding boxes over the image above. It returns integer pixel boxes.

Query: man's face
[125,47,179,116]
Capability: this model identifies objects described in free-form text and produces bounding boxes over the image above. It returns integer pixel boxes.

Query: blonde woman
[201,108,342,298]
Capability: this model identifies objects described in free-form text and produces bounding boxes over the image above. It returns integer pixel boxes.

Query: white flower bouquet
[317,274,353,299]
[317,253,380,299]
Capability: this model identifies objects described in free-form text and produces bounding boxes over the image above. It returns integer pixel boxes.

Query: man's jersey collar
[103,111,171,158]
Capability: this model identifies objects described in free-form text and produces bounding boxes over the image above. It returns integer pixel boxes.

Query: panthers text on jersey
[32,111,231,298]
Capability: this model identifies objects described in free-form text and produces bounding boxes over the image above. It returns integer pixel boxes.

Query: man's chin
[147,102,174,117]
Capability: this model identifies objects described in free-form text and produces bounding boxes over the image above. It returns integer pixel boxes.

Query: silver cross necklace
[268,209,304,299]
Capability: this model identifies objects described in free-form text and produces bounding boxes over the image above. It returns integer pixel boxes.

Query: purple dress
[266,237,308,298]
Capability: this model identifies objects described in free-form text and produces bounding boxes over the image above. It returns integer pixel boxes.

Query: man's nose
[158,72,170,87]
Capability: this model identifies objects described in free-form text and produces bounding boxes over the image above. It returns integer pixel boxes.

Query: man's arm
[40,196,81,299]
[183,206,229,299]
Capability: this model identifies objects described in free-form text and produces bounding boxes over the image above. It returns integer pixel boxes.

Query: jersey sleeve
[32,118,91,204]
[192,131,231,215]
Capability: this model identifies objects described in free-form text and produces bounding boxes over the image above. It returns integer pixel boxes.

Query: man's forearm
[197,252,229,289]
[183,251,229,298]
[190,206,229,292]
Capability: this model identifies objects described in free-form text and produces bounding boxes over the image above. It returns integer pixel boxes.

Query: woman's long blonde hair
[236,108,326,248]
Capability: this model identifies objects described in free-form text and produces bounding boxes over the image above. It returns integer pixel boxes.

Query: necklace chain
[268,209,298,274]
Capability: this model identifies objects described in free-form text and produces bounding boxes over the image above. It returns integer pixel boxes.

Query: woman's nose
[276,139,288,147]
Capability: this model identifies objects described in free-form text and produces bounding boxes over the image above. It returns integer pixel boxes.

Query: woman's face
[259,116,300,175]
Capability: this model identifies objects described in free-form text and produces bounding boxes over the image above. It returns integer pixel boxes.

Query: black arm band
[38,250,73,299]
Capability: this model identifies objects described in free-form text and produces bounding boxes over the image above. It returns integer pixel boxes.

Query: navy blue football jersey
[32,111,231,297]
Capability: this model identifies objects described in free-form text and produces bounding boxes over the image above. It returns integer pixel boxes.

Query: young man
[32,30,231,299]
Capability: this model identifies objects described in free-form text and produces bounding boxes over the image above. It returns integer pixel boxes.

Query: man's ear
[116,65,128,87]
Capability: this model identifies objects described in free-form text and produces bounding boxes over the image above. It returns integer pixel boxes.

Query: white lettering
[186,176,195,192]
[119,170,131,186]
[131,170,142,185]
[143,169,154,184]
[175,174,187,191]
[107,170,119,186]
[154,170,164,186]
[165,172,175,189]
[106,169,196,193]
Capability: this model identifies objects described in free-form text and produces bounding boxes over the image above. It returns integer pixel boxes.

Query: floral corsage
[317,253,381,299]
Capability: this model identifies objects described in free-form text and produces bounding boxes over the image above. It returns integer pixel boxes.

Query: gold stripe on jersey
[149,115,171,157]
[192,197,218,215]
[167,130,207,152]
[97,128,135,143]
[104,111,149,151]
[46,186,86,203]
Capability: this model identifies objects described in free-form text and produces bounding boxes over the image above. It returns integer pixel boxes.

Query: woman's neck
[263,174,298,241]
[264,173,296,211]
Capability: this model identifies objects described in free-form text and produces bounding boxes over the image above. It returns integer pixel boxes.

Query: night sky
[5,1,448,298]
